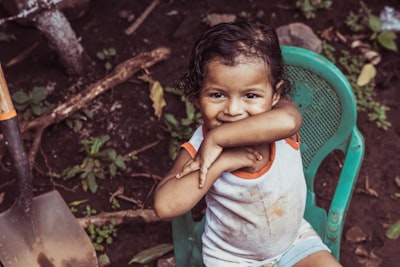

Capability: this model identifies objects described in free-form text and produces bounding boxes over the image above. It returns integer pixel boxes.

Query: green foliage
[345,1,398,52]
[321,41,336,64]
[12,86,54,120]
[65,109,94,133]
[321,45,391,130]
[111,197,120,210]
[337,50,391,130]
[163,87,202,160]
[96,47,117,71]
[60,135,127,193]
[295,0,332,19]
[87,220,118,251]
[386,176,400,240]
[83,204,97,216]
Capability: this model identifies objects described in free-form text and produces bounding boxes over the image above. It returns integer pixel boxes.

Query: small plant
[295,0,332,19]
[163,87,202,159]
[345,1,398,52]
[60,135,127,193]
[12,86,54,120]
[111,197,120,210]
[96,47,117,71]
[87,220,118,251]
[386,176,400,240]
[337,50,391,130]
[321,44,391,130]
[65,108,94,133]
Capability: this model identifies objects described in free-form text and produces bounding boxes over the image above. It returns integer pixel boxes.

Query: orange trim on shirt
[181,142,196,159]
[233,142,276,179]
[286,133,300,150]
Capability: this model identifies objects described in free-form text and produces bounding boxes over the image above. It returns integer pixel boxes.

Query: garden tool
[0,64,98,267]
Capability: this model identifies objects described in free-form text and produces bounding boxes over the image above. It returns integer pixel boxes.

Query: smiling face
[198,56,281,130]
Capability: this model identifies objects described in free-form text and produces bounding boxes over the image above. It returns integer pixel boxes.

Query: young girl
[154,22,341,267]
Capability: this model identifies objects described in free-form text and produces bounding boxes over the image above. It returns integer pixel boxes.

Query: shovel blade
[0,190,97,267]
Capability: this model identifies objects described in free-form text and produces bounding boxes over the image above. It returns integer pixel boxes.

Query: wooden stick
[124,0,159,35]
[5,42,40,68]
[76,209,160,228]
[0,47,171,144]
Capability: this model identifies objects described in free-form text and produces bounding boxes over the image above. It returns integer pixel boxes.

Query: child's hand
[176,136,223,188]
[221,146,263,173]
[176,146,262,188]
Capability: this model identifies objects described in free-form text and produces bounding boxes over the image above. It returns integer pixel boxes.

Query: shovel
[0,64,98,267]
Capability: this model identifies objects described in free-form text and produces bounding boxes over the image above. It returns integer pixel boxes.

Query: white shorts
[204,221,331,267]
[249,221,330,267]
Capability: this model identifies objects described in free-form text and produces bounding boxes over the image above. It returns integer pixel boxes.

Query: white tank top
[182,126,307,265]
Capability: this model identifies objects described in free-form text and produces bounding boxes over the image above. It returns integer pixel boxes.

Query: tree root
[77,209,160,228]
[0,47,171,167]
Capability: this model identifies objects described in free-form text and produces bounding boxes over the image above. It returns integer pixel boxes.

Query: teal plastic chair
[171,46,365,266]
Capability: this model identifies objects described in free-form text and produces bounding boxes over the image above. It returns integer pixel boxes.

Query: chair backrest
[171,46,365,266]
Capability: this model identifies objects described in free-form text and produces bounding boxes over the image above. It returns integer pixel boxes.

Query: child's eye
[211,92,225,98]
[245,93,258,99]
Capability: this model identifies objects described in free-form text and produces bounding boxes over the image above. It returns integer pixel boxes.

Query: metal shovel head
[0,190,98,267]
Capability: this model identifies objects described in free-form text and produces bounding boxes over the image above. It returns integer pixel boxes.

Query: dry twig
[124,0,160,35]
[77,209,159,228]
[0,47,171,165]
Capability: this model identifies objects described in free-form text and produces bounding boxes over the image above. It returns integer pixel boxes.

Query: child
[154,21,342,267]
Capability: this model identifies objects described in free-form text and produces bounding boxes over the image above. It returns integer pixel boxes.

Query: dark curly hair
[180,21,291,101]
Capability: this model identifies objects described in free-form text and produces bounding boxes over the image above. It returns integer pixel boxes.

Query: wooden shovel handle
[0,64,17,121]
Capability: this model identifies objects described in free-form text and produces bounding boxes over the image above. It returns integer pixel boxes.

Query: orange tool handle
[0,64,17,121]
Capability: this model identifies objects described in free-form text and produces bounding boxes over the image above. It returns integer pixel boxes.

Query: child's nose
[225,98,244,116]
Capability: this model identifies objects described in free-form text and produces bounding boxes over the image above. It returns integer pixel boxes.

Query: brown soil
[0,0,399,266]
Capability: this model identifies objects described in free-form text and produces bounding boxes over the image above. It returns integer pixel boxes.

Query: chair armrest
[324,128,365,258]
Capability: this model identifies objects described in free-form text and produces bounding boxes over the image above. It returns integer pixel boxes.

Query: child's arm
[154,146,262,220]
[178,97,302,187]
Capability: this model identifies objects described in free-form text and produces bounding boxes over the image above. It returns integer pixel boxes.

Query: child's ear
[272,80,284,107]
[194,98,200,109]
[272,92,280,107]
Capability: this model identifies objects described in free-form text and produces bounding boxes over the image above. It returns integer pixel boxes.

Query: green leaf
[150,81,166,120]
[106,149,117,160]
[87,172,98,193]
[68,199,88,206]
[386,220,400,239]
[98,254,111,265]
[377,30,398,52]
[109,163,117,177]
[114,155,126,169]
[63,165,82,180]
[128,244,174,264]
[31,86,47,103]
[96,51,105,60]
[357,63,376,86]
[164,113,179,127]
[368,14,382,33]
[91,135,110,154]
[31,104,43,116]
[12,91,30,104]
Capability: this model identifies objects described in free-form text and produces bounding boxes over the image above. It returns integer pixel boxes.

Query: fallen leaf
[150,81,166,120]
[129,244,174,264]
[386,220,400,239]
[345,225,368,243]
[357,63,376,86]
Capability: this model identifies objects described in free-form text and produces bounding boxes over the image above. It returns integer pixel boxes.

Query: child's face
[198,57,280,130]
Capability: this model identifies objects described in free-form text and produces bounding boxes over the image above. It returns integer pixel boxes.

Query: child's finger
[199,167,207,188]
[176,159,200,178]
[245,147,263,160]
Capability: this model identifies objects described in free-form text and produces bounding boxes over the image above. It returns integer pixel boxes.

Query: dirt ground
[0,0,399,266]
